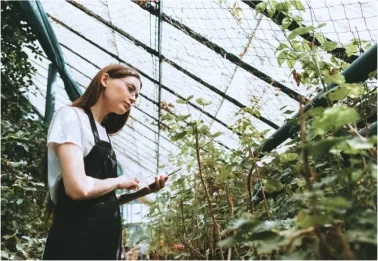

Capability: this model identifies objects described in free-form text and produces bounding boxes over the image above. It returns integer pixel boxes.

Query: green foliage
[1,1,49,259]
[147,1,377,259]
[311,105,360,135]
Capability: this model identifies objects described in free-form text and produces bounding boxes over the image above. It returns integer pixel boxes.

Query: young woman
[42,64,167,260]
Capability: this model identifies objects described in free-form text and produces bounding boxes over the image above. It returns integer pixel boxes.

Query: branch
[194,126,225,260]
[248,148,271,218]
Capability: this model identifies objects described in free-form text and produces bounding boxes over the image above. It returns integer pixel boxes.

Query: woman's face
[102,74,141,115]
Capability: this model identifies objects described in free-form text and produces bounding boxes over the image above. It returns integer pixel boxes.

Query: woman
[42,64,167,260]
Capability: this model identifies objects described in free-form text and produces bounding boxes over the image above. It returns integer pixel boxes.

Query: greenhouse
[1,0,377,260]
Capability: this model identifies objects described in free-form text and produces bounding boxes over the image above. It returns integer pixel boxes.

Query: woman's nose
[129,96,136,104]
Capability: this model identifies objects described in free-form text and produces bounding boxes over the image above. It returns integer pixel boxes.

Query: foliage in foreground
[146,1,377,260]
[1,1,48,259]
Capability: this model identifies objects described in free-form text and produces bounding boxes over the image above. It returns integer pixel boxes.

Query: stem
[247,163,255,213]
[299,96,316,200]
[194,126,225,260]
[225,186,234,260]
[286,226,315,251]
[248,148,271,218]
[335,225,355,260]
[299,96,330,259]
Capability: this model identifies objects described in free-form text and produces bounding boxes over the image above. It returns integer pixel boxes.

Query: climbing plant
[1,1,49,259]
[145,1,377,260]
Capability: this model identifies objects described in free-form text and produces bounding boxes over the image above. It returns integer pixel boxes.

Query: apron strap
[84,107,100,143]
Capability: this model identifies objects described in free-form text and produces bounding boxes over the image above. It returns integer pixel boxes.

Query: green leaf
[317,22,327,28]
[318,196,351,213]
[288,26,315,40]
[327,83,364,101]
[286,52,297,69]
[186,95,194,101]
[275,2,291,12]
[278,50,288,66]
[1,251,9,259]
[217,236,237,248]
[323,74,345,84]
[187,121,197,127]
[293,15,303,26]
[16,199,23,205]
[315,33,326,44]
[332,136,376,155]
[267,8,275,18]
[263,178,284,193]
[297,211,332,228]
[345,44,358,57]
[280,153,300,164]
[249,231,283,254]
[291,41,305,52]
[368,69,377,79]
[255,2,267,14]
[370,164,378,179]
[282,17,292,30]
[211,131,223,138]
[321,41,338,51]
[196,98,212,106]
[176,114,191,121]
[290,0,305,11]
[306,137,346,156]
[2,235,13,240]
[176,99,186,104]
[276,43,289,52]
[311,105,359,135]
[171,131,187,141]
[282,109,294,115]
[313,175,338,189]
[1,94,9,99]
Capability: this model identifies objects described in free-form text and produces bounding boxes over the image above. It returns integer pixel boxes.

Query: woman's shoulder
[54,105,86,119]
[48,106,84,129]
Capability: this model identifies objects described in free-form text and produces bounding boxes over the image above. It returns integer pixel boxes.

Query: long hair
[72,64,142,134]
[44,64,142,218]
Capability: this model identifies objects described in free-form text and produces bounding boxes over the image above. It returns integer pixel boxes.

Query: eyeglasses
[117,78,142,107]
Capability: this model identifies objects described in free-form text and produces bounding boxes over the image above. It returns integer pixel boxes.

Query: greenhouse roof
[26,0,377,187]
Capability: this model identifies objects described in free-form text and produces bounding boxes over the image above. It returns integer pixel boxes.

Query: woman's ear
[100,73,109,88]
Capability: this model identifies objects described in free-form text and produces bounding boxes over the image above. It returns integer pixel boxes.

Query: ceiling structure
[26,0,377,212]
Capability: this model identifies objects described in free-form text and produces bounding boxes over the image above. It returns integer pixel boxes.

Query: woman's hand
[117,175,140,190]
[145,175,168,193]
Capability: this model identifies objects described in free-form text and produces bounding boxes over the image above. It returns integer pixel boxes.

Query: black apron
[43,107,121,260]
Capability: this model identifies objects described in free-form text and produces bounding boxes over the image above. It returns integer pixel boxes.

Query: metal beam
[30,57,176,155]
[47,14,234,151]
[52,45,179,150]
[358,122,377,138]
[130,0,305,105]
[65,0,280,129]
[59,43,159,107]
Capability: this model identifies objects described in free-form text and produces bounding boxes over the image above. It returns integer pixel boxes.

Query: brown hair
[72,63,142,134]
[44,64,142,218]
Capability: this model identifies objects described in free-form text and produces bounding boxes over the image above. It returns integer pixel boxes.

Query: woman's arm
[56,143,139,200]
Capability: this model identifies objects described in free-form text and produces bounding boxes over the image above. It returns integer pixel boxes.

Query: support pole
[156,0,163,175]
[45,63,57,123]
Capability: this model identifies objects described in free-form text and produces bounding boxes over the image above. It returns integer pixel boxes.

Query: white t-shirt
[47,106,110,204]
